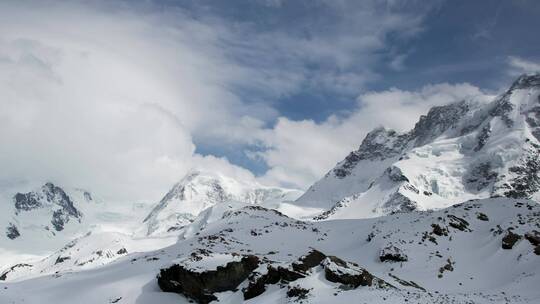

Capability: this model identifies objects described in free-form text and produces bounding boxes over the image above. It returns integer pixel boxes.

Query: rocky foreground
[1,198,539,303]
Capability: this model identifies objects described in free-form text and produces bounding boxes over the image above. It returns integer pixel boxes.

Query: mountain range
[1,74,539,304]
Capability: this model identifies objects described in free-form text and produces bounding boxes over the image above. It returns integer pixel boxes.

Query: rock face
[502,231,522,249]
[296,74,540,220]
[142,170,300,236]
[5,183,83,238]
[5,223,20,239]
[322,256,387,288]
[379,245,408,263]
[158,248,390,303]
[158,255,260,304]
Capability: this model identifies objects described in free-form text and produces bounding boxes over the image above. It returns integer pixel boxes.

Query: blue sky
[187,0,540,176]
[1,0,539,200]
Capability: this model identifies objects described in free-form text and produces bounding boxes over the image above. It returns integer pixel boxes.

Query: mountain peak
[141,170,299,236]
[510,73,540,90]
[296,75,540,219]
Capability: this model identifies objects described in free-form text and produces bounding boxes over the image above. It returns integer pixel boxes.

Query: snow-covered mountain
[1,198,539,303]
[296,74,540,220]
[141,170,302,236]
[3,183,86,241]
[0,181,157,265]
[1,75,540,304]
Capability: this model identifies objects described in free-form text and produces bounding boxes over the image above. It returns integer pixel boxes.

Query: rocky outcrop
[524,230,540,247]
[322,256,389,288]
[502,231,522,249]
[10,183,82,234]
[5,223,20,239]
[379,245,408,263]
[158,255,260,304]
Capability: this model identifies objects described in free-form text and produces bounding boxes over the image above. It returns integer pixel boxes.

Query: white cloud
[0,1,269,201]
[256,83,490,189]
[508,56,540,75]
[0,0,440,201]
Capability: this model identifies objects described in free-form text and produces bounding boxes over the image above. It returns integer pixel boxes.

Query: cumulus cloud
[0,1,264,201]
[0,0,440,201]
[256,83,491,188]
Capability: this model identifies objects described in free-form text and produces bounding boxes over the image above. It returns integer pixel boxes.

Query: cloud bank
[1,0,480,201]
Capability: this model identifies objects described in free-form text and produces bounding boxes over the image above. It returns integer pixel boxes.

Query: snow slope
[1,198,539,303]
[296,74,540,220]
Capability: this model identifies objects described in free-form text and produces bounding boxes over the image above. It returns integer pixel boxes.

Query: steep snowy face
[4,183,84,240]
[296,74,540,220]
[142,170,301,236]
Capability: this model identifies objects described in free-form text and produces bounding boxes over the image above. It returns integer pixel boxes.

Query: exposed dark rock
[535,246,540,255]
[322,256,389,288]
[438,258,455,278]
[465,162,498,192]
[411,100,470,146]
[292,249,327,273]
[13,183,82,232]
[474,123,492,151]
[524,230,540,247]
[158,255,259,304]
[116,248,128,255]
[504,146,540,199]
[502,231,522,249]
[54,256,71,264]
[379,245,408,263]
[447,215,470,231]
[333,128,409,178]
[286,285,310,300]
[0,264,32,281]
[382,192,418,214]
[243,265,306,300]
[14,192,42,212]
[6,223,20,239]
[431,223,448,236]
[388,273,426,292]
[476,212,489,221]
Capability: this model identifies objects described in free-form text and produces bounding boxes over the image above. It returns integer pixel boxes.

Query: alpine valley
[1,74,540,304]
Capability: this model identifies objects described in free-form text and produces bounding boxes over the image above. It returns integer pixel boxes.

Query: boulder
[502,231,522,249]
[322,256,380,288]
[379,245,408,263]
[524,230,540,246]
[158,255,259,304]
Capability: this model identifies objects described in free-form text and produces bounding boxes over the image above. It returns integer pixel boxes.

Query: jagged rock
[411,100,470,146]
[13,183,82,232]
[535,246,540,255]
[379,245,408,263]
[447,215,470,231]
[292,249,327,272]
[6,223,20,239]
[322,256,388,288]
[431,223,448,236]
[465,162,498,192]
[158,255,259,304]
[382,192,418,214]
[476,212,489,221]
[116,248,128,255]
[524,230,540,247]
[286,285,310,300]
[502,231,522,249]
[504,146,540,199]
[333,128,409,178]
[438,258,455,278]
[243,265,306,300]
[54,256,71,264]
